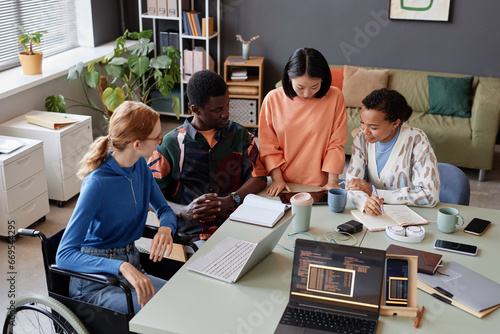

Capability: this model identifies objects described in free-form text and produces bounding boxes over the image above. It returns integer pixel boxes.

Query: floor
[2,115,500,322]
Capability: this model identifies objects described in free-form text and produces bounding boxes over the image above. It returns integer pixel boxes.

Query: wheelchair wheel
[3,294,89,334]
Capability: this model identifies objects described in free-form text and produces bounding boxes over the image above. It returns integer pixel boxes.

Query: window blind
[0,0,78,72]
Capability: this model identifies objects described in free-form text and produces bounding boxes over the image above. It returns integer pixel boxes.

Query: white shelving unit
[138,0,221,117]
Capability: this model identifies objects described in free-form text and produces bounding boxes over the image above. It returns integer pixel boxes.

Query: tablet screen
[279,191,328,205]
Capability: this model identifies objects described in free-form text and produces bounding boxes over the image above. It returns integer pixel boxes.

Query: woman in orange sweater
[259,48,348,196]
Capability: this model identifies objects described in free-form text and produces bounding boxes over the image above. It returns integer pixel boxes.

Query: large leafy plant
[46,30,181,118]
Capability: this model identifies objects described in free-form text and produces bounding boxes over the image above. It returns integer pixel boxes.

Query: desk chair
[4,226,185,334]
[438,163,471,205]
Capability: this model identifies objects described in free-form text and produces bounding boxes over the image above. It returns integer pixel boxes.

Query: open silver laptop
[187,215,292,283]
[275,239,386,334]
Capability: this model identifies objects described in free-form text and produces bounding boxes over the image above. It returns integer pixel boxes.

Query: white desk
[130,191,500,333]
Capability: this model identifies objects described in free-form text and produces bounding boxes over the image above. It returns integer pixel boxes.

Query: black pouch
[337,220,363,234]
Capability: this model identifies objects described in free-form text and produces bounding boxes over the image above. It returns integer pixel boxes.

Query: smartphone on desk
[464,218,491,236]
[384,258,409,307]
[434,239,478,256]
[278,191,328,205]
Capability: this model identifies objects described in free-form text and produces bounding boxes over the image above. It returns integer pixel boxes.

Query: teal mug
[437,207,464,233]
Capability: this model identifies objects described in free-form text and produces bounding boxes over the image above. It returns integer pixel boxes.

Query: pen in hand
[371,185,384,213]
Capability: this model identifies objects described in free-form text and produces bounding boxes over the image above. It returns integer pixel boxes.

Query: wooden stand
[380,254,419,317]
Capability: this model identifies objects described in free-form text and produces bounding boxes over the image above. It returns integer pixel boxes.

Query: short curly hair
[361,88,413,123]
[187,70,227,108]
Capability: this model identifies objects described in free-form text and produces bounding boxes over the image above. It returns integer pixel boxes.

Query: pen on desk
[371,185,384,213]
[414,305,425,328]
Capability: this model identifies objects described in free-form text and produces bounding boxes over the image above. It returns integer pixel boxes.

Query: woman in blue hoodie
[56,101,177,315]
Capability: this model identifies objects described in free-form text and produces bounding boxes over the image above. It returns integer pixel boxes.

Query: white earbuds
[385,225,425,243]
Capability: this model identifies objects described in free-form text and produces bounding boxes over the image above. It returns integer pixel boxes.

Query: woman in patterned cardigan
[346,88,440,216]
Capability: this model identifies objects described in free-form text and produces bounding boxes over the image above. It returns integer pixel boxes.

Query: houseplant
[14,24,47,75]
[45,29,181,119]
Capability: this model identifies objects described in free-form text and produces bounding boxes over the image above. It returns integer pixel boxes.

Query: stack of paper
[231,68,248,81]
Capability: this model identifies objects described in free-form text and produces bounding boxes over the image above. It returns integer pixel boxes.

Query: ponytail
[77,136,109,180]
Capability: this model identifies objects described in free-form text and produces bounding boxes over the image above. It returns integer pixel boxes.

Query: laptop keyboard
[204,240,255,280]
[280,306,377,334]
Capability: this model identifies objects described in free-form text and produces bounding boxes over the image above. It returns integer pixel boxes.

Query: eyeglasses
[144,133,163,145]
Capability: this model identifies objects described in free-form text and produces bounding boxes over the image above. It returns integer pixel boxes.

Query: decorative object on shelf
[389,0,450,21]
[45,30,181,119]
[236,34,259,61]
[14,24,47,75]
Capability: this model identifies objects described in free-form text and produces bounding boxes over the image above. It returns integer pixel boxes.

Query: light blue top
[375,127,400,176]
[56,152,177,276]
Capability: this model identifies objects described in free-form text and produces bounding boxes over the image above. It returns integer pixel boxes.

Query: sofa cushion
[427,75,474,118]
[330,67,344,90]
[342,65,389,108]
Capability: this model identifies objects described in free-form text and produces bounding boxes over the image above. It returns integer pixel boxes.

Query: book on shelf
[182,11,192,35]
[194,12,202,37]
[25,113,79,130]
[350,205,428,232]
[226,57,245,64]
[188,11,199,37]
[202,17,214,37]
[229,194,291,227]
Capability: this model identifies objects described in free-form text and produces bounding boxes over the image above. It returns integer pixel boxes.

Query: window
[0,0,78,72]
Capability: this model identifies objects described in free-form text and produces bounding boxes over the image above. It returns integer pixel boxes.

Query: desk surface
[130,189,500,334]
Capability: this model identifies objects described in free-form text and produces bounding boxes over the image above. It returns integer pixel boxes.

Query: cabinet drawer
[62,173,83,201]
[61,146,87,179]
[0,192,50,236]
[60,123,92,157]
[4,170,47,213]
[2,148,45,190]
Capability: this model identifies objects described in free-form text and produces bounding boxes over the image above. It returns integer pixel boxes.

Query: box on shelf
[227,86,258,95]
[147,0,157,15]
[157,0,167,16]
[229,99,257,125]
[184,47,214,82]
[160,29,179,55]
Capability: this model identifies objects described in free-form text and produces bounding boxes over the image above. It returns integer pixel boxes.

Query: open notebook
[351,205,428,232]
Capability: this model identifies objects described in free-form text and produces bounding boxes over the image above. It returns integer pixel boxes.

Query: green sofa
[276,65,500,180]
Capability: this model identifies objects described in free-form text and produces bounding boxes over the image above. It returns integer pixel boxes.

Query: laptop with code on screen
[275,239,386,334]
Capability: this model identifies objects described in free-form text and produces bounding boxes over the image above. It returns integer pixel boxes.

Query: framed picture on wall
[389,0,451,21]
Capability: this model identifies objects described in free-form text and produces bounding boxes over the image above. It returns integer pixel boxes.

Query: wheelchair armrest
[50,264,135,316]
[49,264,120,285]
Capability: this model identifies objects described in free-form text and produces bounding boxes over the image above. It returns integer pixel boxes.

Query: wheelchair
[3,226,195,334]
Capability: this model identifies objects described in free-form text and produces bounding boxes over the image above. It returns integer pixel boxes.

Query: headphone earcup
[385,225,425,243]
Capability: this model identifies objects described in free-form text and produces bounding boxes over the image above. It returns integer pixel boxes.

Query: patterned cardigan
[346,125,440,212]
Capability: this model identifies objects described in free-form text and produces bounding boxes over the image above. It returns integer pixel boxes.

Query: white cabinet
[0,111,93,207]
[0,136,49,236]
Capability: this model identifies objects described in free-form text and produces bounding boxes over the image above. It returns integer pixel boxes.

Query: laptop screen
[289,239,386,316]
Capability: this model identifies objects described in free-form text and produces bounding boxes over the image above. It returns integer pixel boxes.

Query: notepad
[229,194,291,227]
[25,113,79,130]
[0,138,24,154]
[351,205,428,232]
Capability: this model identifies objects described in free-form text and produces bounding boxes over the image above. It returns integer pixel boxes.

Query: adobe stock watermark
[340,9,391,63]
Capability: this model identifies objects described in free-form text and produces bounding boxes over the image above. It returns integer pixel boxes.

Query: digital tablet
[278,191,328,205]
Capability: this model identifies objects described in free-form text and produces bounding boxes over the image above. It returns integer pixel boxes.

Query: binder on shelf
[182,11,192,35]
[147,0,157,15]
[157,0,167,16]
[202,17,214,37]
[193,46,214,73]
[167,0,178,17]
[159,29,179,55]
[183,49,193,81]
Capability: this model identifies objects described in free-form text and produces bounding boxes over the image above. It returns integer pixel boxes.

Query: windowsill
[0,41,133,100]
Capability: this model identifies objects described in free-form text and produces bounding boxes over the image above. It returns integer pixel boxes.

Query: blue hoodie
[56,152,177,275]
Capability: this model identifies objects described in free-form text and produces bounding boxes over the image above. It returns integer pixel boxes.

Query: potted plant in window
[14,25,47,75]
[45,29,181,119]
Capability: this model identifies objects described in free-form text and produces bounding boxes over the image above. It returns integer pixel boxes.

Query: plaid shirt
[148,117,267,240]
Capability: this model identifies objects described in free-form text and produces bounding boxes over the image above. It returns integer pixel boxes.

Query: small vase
[242,43,250,60]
